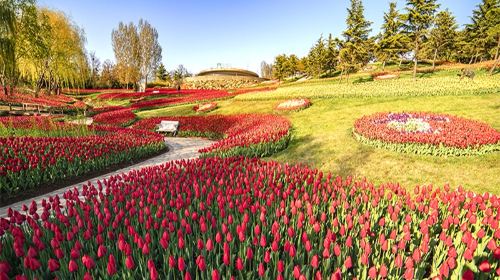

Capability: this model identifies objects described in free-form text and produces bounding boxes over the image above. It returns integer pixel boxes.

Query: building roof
[197,68,260,78]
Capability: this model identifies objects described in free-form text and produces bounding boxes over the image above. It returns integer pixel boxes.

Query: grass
[138,73,500,194]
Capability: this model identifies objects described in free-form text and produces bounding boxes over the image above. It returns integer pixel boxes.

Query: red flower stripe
[0,157,498,279]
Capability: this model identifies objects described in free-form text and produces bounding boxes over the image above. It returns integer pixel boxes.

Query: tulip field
[0,117,165,195]
[0,69,499,279]
[0,157,499,279]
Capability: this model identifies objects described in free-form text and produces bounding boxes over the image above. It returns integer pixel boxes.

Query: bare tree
[112,22,140,89]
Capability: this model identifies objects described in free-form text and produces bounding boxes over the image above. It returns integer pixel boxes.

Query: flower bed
[0,157,498,279]
[0,92,81,109]
[354,112,500,156]
[193,102,217,113]
[133,114,291,157]
[93,109,136,127]
[0,119,165,195]
[275,99,311,111]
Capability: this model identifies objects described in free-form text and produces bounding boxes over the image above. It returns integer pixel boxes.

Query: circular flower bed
[354,112,500,156]
[1,157,499,279]
[193,102,217,113]
[275,98,311,111]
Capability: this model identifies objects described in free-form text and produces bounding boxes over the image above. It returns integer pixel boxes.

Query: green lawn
[134,74,500,194]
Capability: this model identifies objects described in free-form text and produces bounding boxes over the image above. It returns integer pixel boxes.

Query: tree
[463,0,499,65]
[272,54,289,80]
[0,0,17,95]
[138,19,162,90]
[325,34,340,74]
[485,1,500,74]
[306,35,327,77]
[339,0,373,80]
[88,51,101,88]
[287,54,299,76]
[260,61,273,79]
[155,62,168,81]
[112,22,140,89]
[425,10,458,70]
[405,0,439,79]
[99,59,119,88]
[172,64,189,89]
[376,2,409,70]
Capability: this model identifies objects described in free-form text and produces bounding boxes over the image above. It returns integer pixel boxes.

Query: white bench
[156,120,180,136]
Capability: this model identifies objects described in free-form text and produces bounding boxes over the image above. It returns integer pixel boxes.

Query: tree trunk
[399,58,403,68]
[490,36,500,75]
[432,48,438,71]
[413,39,419,80]
[382,60,386,71]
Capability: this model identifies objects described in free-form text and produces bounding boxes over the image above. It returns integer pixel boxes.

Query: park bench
[156,120,180,136]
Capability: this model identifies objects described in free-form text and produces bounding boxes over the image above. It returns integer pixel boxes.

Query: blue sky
[38,0,480,75]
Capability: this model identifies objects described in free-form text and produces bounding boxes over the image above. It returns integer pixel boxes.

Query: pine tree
[463,0,499,65]
[155,63,167,81]
[325,34,340,74]
[306,35,327,77]
[485,1,499,74]
[405,0,439,79]
[425,10,458,70]
[376,2,409,70]
[339,0,372,79]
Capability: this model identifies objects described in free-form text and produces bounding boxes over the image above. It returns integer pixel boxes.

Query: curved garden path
[0,137,214,217]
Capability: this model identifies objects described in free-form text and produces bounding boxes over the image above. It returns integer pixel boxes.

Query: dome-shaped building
[184,67,266,90]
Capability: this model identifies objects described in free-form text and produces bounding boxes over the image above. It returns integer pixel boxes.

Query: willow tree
[0,0,16,95]
[17,8,88,94]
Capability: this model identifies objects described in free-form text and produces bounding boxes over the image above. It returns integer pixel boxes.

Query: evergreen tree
[325,34,340,74]
[485,1,499,74]
[306,35,327,77]
[464,0,499,65]
[339,0,372,79]
[405,0,439,79]
[425,9,458,70]
[272,54,289,80]
[376,2,409,70]
[155,62,167,81]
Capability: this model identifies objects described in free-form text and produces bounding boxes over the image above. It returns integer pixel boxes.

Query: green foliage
[424,10,458,68]
[404,0,439,78]
[376,2,410,69]
[273,54,299,80]
[339,0,373,77]
[353,131,500,156]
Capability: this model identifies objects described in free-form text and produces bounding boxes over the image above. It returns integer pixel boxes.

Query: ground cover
[0,157,498,279]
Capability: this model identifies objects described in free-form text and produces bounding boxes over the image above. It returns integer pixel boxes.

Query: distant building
[184,67,267,89]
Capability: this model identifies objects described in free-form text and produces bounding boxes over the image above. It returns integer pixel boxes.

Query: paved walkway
[0,137,214,217]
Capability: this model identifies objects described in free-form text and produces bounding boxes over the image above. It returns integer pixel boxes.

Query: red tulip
[462,269,474,280]
[48,258,59,272]
[258,263,265,277]
[344,256,352,269]
[293,265,301,279]
[369,266,377,279]
[68,259,78,273]
[82,255,95,269]
[125,255,135,270]
[236,257,244,271]
[479,260,491,272]
[178,257,186,271]
[212,269,220,280]
[148,259,158,280]
[311,255,319,269]
[196,255,206,271]
[83,272,93,280]
[107,254,117,275]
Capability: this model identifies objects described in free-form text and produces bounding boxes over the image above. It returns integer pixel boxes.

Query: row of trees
[1,0,88,95]
[0,0,170,95]
[266,0,499,80]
